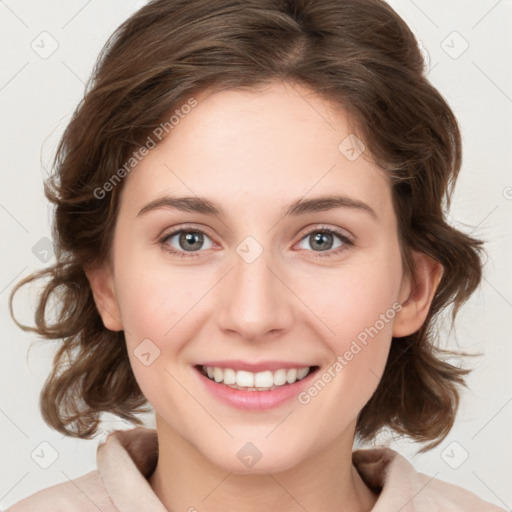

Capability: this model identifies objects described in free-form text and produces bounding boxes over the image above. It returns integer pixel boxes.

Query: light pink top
[7,427,505,511]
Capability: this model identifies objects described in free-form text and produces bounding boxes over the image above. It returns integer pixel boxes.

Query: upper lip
[196,360,316,372]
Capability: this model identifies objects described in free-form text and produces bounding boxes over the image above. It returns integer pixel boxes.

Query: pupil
[312,232,332,251]
[180,231,203,251]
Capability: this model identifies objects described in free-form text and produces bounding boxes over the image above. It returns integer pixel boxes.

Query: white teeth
[254,371,273,388]
[236,370,254,387]
[286,368,298,384]
[213,367,223,383]
[297,367,309,380]
[202,365,312,389]
[223,368,236,385]
[273,368,287,386]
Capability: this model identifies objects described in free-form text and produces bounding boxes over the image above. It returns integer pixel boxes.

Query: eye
[296,227,353,257]
[160,227,214,257]
[159,225,353,259]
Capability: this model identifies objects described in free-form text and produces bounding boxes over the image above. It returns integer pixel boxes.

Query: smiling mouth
[196,365,319,391]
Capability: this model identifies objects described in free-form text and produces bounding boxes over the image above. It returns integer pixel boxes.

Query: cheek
[112,247,203,344]
[301,252,402,346]
[295,247,403,398]
[295,283,398,426]
[330,273,399,358]
[114,259,194,421]
[111,250,214,405]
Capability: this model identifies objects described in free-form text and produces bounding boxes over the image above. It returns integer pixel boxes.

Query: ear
[85,263,123,332]
[393,251,443,338]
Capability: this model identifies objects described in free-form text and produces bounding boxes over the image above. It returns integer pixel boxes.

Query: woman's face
[96,81,414,472]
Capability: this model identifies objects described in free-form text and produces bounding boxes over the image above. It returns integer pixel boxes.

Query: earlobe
[393,252,443,338]
[85,263,123,332]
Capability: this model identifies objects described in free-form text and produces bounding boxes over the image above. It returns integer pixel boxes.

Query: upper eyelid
[295,224,354,242]
[161,223,216,239]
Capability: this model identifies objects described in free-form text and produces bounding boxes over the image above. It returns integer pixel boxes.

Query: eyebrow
[136,194,377,220]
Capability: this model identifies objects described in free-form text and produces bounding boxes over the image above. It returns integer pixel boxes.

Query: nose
[216,247,295,342]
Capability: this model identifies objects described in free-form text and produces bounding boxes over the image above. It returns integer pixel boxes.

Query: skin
[87,80,441,512]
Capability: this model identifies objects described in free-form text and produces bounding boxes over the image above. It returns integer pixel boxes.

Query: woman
[8,0,505,510]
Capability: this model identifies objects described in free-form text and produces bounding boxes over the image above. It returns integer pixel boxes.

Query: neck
[149,416,378,512]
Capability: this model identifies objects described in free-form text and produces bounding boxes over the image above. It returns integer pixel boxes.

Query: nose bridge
[216,242,293,340]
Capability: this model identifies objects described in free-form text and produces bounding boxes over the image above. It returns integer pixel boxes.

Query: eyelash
[158,224,354,259]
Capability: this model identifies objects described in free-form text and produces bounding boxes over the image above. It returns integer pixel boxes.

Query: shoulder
[6,470,118,512]
[353,447,506,511]
[6,427,160,512]
[422,474,505,511]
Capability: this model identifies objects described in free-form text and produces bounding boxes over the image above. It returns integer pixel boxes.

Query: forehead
[120,81,392,221]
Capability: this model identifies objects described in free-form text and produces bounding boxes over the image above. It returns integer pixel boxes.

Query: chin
[199,437,312,475]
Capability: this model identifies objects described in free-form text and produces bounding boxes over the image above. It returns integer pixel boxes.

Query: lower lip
[195,367,318,410]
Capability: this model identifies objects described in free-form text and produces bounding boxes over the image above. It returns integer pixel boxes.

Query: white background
[1,0,511,509]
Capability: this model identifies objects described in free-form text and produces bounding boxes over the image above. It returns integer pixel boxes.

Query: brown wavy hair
[9,0,484,449]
